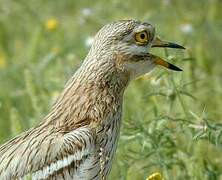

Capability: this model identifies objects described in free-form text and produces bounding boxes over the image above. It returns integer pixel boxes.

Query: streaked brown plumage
[0,20,184,180]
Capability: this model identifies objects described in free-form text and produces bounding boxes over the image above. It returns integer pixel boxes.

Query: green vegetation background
[0,0,222,179]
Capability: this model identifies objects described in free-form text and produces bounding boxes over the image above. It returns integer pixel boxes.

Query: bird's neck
[47,58,130,130]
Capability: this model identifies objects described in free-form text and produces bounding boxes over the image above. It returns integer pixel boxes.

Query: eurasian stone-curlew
[0,20,184,180]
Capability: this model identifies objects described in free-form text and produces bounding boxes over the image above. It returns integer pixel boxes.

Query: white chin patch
[125,60,155,80]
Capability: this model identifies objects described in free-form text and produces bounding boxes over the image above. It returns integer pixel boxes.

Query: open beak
[151,37,185,71]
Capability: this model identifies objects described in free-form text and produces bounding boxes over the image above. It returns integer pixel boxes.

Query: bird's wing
[0,126,95,179]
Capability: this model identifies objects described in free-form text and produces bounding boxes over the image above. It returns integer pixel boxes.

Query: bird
[0,19,185,180]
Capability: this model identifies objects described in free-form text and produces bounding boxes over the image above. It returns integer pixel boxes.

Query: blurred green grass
[0,0,222,179]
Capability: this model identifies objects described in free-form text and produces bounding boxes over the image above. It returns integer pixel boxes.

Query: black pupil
[140,33,145,39]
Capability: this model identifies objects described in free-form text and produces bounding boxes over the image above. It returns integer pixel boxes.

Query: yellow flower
[146,172,163,180]
[0,53,7,69]
[46,18,58,31]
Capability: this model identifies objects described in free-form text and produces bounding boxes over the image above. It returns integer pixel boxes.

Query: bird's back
[0,103,122,180]
[0,123,93,179]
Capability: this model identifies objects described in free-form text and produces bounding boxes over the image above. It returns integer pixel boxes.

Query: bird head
[88,20,185,80]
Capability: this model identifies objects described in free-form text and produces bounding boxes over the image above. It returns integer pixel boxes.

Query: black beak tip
[168,63,183,71]
[169,43,186,50]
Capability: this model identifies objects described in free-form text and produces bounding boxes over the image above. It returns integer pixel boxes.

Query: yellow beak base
[152,55,182,71]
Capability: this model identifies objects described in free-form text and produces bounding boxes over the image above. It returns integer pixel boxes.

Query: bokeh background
[0,0,222,179]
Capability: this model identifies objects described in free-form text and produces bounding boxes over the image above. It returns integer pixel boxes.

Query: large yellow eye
[134,30,149,45]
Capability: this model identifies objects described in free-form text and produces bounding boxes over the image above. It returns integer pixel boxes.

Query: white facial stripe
[128,44,151,54]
